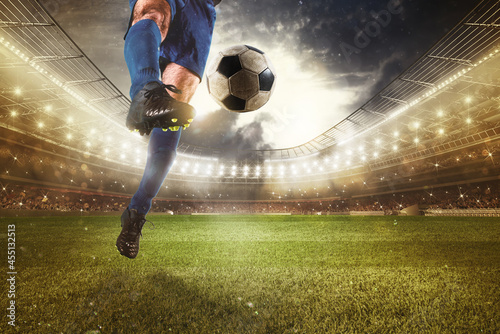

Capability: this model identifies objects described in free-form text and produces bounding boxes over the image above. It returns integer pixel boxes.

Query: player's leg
[117,65,198,259]
[124,0,170,99]
[117,0,216,259]
[124,0,195,136]
[127,63,199,214]
[161,62,201,103]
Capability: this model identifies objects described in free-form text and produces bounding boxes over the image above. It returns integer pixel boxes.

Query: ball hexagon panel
[217,55,242,78]
[207,71,230,102]
[247,91,271,111]
[239,50,268,74]
[229,69,259,100]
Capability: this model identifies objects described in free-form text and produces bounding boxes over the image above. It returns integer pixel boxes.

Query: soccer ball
[206,45,277,112]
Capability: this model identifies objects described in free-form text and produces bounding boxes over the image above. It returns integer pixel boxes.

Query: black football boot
[116,207,153,259]
[126,82,195,136]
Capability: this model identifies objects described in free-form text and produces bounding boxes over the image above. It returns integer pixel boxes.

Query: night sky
[40,0,482,153]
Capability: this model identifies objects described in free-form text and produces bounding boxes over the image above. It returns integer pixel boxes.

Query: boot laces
[133,217,155,239]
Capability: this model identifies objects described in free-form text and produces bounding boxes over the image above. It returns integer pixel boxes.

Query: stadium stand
[1,0,499,216]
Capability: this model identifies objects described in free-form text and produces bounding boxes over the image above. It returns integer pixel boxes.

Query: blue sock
[129,128,182,214]
[124,19,162,99]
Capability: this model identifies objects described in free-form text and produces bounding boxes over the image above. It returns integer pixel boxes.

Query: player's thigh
[161,63,200,103]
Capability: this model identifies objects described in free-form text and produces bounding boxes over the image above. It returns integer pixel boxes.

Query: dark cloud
[181,108,272,159]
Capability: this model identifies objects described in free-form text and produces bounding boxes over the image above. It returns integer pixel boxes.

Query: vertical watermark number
[7,224,16,327]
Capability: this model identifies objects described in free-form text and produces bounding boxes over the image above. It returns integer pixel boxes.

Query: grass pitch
[1,215,499,333]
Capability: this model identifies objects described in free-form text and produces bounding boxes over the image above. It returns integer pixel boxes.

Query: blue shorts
[126,0,217,79]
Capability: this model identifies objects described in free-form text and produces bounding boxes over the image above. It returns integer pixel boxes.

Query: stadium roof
[1,0,499,170]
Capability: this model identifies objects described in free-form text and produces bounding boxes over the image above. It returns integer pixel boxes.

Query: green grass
[1,215,499,333]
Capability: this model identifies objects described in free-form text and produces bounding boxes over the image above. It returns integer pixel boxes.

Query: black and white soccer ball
[206,45,277,113]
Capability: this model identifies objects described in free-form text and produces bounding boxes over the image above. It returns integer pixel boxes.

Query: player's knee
[132,0,171,33]
[136,9,164,27]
